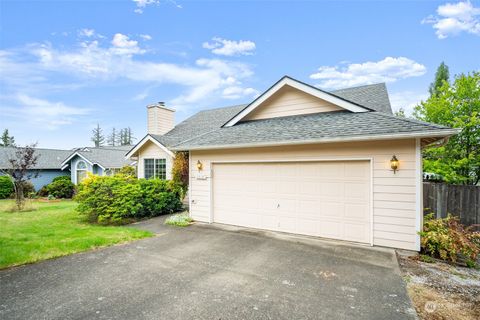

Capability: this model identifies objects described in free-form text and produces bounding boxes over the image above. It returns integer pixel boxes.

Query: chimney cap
[147,102,175,112]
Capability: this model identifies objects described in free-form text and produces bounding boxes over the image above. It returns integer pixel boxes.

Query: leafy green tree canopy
[414,71,480,185]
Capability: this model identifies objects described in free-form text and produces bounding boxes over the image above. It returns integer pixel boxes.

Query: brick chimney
[147,102,175,135]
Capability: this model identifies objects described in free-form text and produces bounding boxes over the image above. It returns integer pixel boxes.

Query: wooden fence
[423,182,480,226]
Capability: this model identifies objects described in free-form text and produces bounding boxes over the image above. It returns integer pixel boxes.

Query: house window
[76,160,87,183]
[144,158,166,179]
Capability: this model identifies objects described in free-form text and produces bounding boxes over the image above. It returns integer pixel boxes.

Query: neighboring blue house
[0,147,71,190]
[61,146,135,184]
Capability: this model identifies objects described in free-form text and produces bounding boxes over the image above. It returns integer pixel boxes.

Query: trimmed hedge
[75,174,183,225]
[0,176,14,199]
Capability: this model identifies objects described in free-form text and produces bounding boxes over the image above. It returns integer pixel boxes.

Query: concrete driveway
[0,216,416,320]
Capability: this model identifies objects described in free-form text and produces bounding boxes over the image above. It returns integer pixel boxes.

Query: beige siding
[243,85,342,121]
[136,140,173,179]
[189,139,420,251]
[147,106,175,135]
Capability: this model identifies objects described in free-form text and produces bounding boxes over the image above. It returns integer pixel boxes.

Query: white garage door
[212,161,371,244]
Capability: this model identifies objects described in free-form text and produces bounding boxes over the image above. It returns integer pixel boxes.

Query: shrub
[22,181,35,197]
[45,176,75,198]
[165,213,193,227]
[75,174,182,225]
[419,213,480,266]
[116,166,136,177]
[0,176,14,199]
[52,175,71,182]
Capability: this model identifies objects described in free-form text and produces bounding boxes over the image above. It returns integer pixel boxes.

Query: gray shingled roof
[0,147,71,170]
[130,82,454,152]
[332,83,392,114]
[150,104,246,148]
[169,111,456,150]
[65,146,133,169]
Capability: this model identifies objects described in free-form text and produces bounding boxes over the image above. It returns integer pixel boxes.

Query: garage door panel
[345,204,369,220]
[213,161,370,244]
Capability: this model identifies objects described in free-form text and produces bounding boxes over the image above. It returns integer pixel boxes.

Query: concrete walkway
[0,216,416,319]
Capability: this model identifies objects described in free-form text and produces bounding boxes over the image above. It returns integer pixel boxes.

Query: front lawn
[0,200,153,269]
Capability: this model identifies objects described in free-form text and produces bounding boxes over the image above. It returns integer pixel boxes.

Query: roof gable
[242,85,343,121]
[223,76,371,127]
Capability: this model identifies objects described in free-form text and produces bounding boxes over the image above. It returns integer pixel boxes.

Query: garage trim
[209,157,374,246]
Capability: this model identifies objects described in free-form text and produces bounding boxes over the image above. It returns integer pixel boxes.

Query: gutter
[170,128,460,151]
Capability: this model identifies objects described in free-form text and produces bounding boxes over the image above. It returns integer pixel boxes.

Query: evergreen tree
[429,62,450,97]
[91,123,105,147]
[0,129,15,147]
[107,127,117,146]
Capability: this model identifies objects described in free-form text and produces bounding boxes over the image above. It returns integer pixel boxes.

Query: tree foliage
[429,62,450,97]
[394,108,406,118]
[172,151,189,198]
[0,129,15,147]
[107,127,117,146]
[91,123,105,147]
[414,71,480,185]
[0,144,39,210]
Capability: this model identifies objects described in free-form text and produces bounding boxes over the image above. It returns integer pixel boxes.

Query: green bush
[46,176,75,198]
[52,175,71,182]
[0,176,14,199]
[420,213,480,266]
[22,181,35,197]
[75,174,183,225]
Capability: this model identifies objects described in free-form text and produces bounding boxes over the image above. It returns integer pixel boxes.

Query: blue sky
[1,0,479,149]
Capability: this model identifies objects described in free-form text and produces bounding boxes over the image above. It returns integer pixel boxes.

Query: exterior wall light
[196,160,203,171]
[390,155,399,174]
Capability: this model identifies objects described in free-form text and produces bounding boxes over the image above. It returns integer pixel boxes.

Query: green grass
[0,200,153,269]
[165,213,193,227]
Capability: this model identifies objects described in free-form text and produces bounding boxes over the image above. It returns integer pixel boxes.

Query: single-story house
[127,76,458,251]
[0,147,71,190]
[61,146,135,184]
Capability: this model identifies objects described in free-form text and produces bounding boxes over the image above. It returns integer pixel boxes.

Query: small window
[76,160,88,183]
[144,158,166,179]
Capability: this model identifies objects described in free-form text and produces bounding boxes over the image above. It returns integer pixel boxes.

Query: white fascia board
[60,152,94,167]
[224,77,370,127]
[171,129,460,151]
[124,135,174,159]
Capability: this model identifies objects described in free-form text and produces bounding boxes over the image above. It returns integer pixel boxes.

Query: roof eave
[170,128,460,151]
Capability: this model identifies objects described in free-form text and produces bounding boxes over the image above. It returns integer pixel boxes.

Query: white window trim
[223,76,370,127]
[75,160,88,184]
[144,158,167,180]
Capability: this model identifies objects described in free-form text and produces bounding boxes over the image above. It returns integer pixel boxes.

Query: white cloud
[389,91,429,116]
[111,33,144,55]
[139,34,152,41]
[132,0,159,14]
[78,28,95,37]
[422,1,480,39]
[1,33,258,115]
[132,0,181,13]
[0,94,89,129]
[202,37,256,56]
[309,57,427,89]
[222,86,259,100]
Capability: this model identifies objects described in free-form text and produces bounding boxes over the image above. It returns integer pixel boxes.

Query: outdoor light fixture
[196,160,203,171]
[390,155,399,174]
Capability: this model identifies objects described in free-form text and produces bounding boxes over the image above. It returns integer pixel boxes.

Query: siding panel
[190,139,419,250]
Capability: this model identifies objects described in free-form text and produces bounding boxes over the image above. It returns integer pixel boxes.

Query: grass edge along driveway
[0,200,153,269]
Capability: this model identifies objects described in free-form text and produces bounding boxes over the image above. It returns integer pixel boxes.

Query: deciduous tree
[414,71,480,185]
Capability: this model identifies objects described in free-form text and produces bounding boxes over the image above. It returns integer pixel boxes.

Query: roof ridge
[331,82,386,92]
